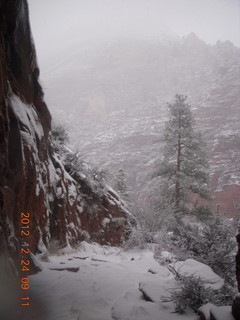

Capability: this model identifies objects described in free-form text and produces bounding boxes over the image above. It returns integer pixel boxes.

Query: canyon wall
[0,0,133,272]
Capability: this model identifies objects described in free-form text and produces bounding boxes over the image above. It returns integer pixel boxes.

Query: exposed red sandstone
[0,0,134,275]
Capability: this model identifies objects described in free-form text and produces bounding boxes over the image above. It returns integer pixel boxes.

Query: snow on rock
[147,264,172,277]
[199,303,235,320]
[112,291,164,320]
[101,217,111,227]
[198,303,216,320]
[210,306,234,320]
[139,277,173,303]
[6,91,134,252]
[28,243,198,320]
[112,289,197,320]
[169,259,224,290]
[79,241,119,257]
[158,250,175,264]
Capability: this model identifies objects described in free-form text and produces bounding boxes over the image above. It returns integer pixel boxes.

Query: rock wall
[0,0,133,272]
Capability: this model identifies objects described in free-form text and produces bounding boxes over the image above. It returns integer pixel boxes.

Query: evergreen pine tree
[153,94,209,212]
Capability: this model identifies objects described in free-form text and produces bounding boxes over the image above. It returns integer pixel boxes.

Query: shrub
[51,123,108,201]
[131,180,176,234]
[169,215,236,286]
[170,276,210,313]
[123,228,153,250]
[51,123,69,155]
[165,274,235,314]
[199,217,236,285]
[64,151,108,201]
[193,206,213,222]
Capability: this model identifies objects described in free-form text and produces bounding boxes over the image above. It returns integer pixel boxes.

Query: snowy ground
[26,242,204,320]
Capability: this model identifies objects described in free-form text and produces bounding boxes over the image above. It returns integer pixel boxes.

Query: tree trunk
[175,179,180,208]
[175,116,181,209]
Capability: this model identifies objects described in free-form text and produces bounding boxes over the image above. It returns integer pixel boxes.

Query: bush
[123,228,154,250]
[170,275,210,313]
[132,180,176,234]
[51,123,108,201]
[51,123,69,155]
[193,206,213,222]
[63,152,84,176]
[199,217,236,285]
[169,215,236,286]
[64,151,108,201]
[165,274,235,314]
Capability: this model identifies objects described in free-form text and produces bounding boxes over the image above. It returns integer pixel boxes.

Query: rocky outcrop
[0,0,133,272]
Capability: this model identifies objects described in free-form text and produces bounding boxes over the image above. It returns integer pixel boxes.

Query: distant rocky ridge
[0,0,133,272]
[45,34,240,216]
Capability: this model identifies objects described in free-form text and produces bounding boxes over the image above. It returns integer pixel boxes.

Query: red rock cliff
[0,0,133,271]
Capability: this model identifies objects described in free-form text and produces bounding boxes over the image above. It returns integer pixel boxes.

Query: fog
[28,0,240,71]
[27,0,240,215]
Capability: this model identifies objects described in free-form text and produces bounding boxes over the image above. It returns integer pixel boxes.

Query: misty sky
[28,0,240,70]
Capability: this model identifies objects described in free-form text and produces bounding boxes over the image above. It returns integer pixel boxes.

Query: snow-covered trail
[28,242,198,320]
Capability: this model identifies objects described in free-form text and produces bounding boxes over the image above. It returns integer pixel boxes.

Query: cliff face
[0,0,133,270]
